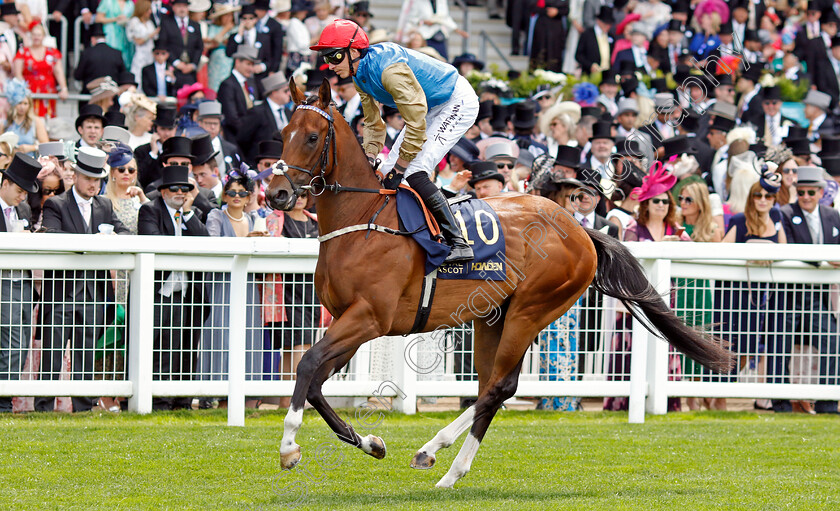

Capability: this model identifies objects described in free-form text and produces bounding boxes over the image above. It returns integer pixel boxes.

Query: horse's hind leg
[410,319,504,470]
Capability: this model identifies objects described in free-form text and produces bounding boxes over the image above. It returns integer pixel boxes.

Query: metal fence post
[393,336,417,414]
[128,253,155,414]
[59,16,67,70]
[227,255,249,427]
[72,17,82,77]
[645,258,672,415]
[628,259,653,424]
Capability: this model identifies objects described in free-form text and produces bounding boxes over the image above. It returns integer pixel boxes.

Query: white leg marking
[280,407,304,455]
[417,406,475,457]
[436,434,481,488]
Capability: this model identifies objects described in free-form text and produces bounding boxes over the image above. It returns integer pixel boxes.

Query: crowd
[0,0,839,414]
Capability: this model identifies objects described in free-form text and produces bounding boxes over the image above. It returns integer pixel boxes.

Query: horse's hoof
[410,451,436,470]
[363,435,387,459]
[280,446,302,470]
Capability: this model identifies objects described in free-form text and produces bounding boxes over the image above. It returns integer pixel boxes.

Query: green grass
[2,409,839,510]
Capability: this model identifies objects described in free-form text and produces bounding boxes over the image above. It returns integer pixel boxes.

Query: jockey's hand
[366,152,380,171]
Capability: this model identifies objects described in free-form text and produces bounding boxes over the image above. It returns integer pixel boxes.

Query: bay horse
[265,78,734,488]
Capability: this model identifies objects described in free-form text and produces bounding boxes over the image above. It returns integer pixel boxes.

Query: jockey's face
[328,48,359,79]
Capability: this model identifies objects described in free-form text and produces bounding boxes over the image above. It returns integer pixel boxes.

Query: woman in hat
[96,0,135,68]
[104,142,148,234]
[1,79,47,157]
[539,101,581,160]
[206,2,239,91]
[125,94,157,149]
[127,0,159,85]
[27,155,64,230]
[12,23,68,117]
[690,0,727,62]
[766,144,798,205]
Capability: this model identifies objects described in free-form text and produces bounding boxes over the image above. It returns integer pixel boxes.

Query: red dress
[14,47,61,117]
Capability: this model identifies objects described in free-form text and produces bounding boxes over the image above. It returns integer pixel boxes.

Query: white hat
[617,98,639,115]
[539,101,581,140]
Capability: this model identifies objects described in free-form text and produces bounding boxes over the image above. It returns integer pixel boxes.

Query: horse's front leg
[280,301,385,469]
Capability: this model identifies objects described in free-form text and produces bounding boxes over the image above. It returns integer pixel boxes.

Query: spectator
[336,75,361,125]
[564,0,585,73]
[86,76,120,113]
[467,160,506,199]
[766,144,798,205]
[125,94,157,149]
[2,79,48,157]
[539,101,581,159]
[576,6,613,75]
[137,164,208,411]
[451,52,484,77]
[438,136,478,192]
[217,45,260,142]
[12,23,67,118]
[74,23,127,93]
[141,40,176,101]
[484,141,519,191]
[127,0,158,85]
[253,0,284,76]
[283,0,313,77]
[530,0,568,72]
[38,147,129,413]
[347,1,374,30]
[205,2,238,91]
[74,103,106,151]
[0,153,41,413]
[29,151,65,229]
[587,120,615,180]
[0,4,23,59]
[104,142,148,234]
[398,0,467,61]
[238,72,290,165]
[135,105,176,191]
[158,0,204,89]
[690,0,727,63]
[97,0,135,69]
[305,0,338,45]
[190,133,223,204]
[226,4,273,82]
[510,101,547,157]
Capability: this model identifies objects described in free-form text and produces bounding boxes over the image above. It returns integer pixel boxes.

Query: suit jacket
[73,42,126,92]
[141,62,176,98]
[41,190,129,304]
[138,197,209,295]
[217,73,261,139]
[144,186,216,223]
[219,136,243,171]
[781,203,840,246]
[261,16,285,74]
[576,27,612,75]
[237,100,289,164]
[226,30,275,75]
[0,202,32,232]
[158,15,203,69]
[592,213,620,239]
[812,51,840,110]
[135,142,164,191]
[752,114,797,141]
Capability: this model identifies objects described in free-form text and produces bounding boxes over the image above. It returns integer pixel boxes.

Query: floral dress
[14,46,60,117]
[538,297,582,410]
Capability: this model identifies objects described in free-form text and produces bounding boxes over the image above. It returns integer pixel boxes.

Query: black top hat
[1,153,41,193]
[740,63,762,83]
[679,110,701,133]
[613,138,643,158]
[336,75,353,87]
[749,142,768,157]
[158,165,194,191]
[476,100,493,122]
[575,167,603,194]
[291,0,313,12]
[452,53,485,71]
[714,73,733,87]
[709,116,736,133]
[154,106,177,128]
[89,23,106,39]
[787,125,808,139]
[253,0,271,9]
[618,59,637,76]
[719,21,733,35]
[153,38,169,52]
[305,68,328,92]
[620,76,639,97]
[104,110,126,129]
[673,64,692,84]
[554,145,582,169]
[819,135,840,157]
[349,1,374,15]
[785,137,811,157]
[662,135,696,159]
[822,156,840,176]
[832,35,840,48]
[190,134,219,166]
[468,161,505,187]
[672,0,690,13]
[241,4,258,16]
[171,0,190,4]
[512,101,537,130]
[825,9,840,26]
[580,106,602,119]
[117,70,137,86]
[256,140,284,162]
[382,104,400,119]
[75,104,106,130]
[160,136,193,162]
[0,3,19,16]
[667,19,682,32]
[762,86,782,102]
[590,120,613,141]
[596,5,613,23]
[650,77,668,93]
[449,136,480,164]
[490,103,510,131]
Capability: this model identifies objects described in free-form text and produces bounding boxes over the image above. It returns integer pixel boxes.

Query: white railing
[1,234,840,425]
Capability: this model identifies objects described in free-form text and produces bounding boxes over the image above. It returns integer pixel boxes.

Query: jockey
[311,19,479,263]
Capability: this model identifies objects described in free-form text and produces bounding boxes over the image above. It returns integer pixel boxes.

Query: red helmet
[310,19,370,51]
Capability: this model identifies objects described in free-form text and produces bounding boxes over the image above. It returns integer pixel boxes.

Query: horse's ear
[290,77,305,105]
[319,78,331,109]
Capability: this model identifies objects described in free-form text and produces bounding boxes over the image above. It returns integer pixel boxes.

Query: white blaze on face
[288,130,299,147]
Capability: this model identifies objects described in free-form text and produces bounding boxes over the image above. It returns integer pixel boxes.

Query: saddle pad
[396,188,506,280]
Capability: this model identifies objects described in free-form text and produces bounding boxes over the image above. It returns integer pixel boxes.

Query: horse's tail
[585,228,735,374]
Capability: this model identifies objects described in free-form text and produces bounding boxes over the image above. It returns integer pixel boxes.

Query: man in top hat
[736,62,766,124]
[254,140,284,189]
[576,6,614,75]
[348,1,375,29]
[484,141,520,190]
[136,106,177,191]
[158,0,204,89]
[0,3,23,57]
[467,160,506,199]
[795,1,824,63]
[238,72,292,164]
[75,104,106,150]
[615,98,638,139]
[488,103,512,138]
[217,45,262,141]
[451,53,484,77]
[37,147,129,412]
[586,120,616,179]
[253,0,285,75]
[636,92,680,161]
[197,101,242,173]
[554,145,582,179]
[756,86,796,146]
[775,166,840,414]
[74,23,127,93]
[595,67,619,117]
[511,100,547,157]
[0,153,41,412]
[447,136,479,174]
[468,100,494,141]
[190,133,223,205]
[804,90,836,142]
[138,164,209,410]
[226,4,276,81]
[141,39,176,100]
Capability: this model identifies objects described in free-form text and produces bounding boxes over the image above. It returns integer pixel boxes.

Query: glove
[382,162,406,190]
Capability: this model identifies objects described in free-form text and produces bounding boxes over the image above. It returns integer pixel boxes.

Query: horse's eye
[307,133,319,144]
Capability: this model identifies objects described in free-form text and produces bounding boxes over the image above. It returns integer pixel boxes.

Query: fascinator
[632,161,677,202]
[4,79,30,106]
[758,163,782,193]
[106,142,134,168]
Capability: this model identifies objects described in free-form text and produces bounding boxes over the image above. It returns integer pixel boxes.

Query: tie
[581,217,590,228]
[243,81,253,108]
[179,18,187,38]
[765,117,774,145]
[80,202,91,229]
[3,207,11,221]
[597,32,610,70]
[174,210,181,228]
[808,213,821,244]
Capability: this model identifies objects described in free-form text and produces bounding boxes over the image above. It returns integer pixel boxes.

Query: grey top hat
[74,147,109,178]
[795,166,827,188]
[231,45,260,62]
[654,93,676,113]
[485,142,516,162]
[39,141,66,160]
[804,90,832,111]
[197,100,223,119]
[710,101,738,121]
[262,72,289,94]
[617,98,638,115]
[103,125,131,144]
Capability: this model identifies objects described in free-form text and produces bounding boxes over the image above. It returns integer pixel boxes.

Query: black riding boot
[407,173,474,263]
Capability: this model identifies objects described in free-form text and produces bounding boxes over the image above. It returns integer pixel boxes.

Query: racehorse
[265,78,735,488]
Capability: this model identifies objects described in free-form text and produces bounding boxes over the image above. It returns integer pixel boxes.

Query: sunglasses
[753,192,775,200]
[677,195,694,205]
[322,49,346,65]
[496,162,514,170]
[797,189,818,197]
[115,166,136,174]
[650,198,670,205]
[42,187,60,195]
[782,168,796,174]
[168,185,191,193]
[225,190,251,198]
[565,194,585,201]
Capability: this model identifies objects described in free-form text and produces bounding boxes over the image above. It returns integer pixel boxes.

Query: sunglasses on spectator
[782,168,796,174]
[496,162,514,169]
[565,194,584,202]
[753,192,775,200]
[225,190,251,198]
[0,153,8,158]
[650,198,669,205]
[42,187,60,196]
[677,195,694,205]
[797,189,818,197]
[115,166,136,174]
[322,49,346,65]
[168,185,191,193]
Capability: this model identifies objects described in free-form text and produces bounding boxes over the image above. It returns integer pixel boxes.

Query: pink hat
[632,161,677,202]
[695,0,730,25]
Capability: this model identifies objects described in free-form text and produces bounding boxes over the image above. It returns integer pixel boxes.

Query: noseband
[272,104,337,200]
